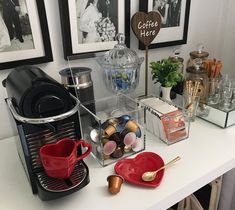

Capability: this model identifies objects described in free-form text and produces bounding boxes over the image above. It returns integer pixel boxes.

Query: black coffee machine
[2,66,90,201]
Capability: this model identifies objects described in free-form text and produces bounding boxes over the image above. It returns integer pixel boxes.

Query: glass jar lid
[189,44,209,59]
[169,49,184,63]
[97,33,144,69]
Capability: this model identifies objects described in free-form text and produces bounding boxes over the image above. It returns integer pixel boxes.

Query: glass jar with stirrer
[184,58,209,116]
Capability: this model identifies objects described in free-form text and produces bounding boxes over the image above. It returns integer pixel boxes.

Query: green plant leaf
[150,58,182,87]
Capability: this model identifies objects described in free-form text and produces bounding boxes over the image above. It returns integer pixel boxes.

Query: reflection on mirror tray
[199,103,235,128]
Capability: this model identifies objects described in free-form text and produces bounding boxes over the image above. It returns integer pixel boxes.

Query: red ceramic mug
[40,138,92,179]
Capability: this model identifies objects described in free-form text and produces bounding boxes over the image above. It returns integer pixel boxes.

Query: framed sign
[139,0,191,49]
[0,0,53,70]
[59,0,130,60]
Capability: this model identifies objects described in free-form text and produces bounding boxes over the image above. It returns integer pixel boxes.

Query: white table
[0,119,235,210]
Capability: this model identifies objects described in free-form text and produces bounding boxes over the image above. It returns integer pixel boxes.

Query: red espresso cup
[40,138,92,179]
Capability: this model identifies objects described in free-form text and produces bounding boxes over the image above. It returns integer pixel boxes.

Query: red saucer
[114,152,164,188]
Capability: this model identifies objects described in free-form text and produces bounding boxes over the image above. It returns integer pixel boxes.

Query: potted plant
[150,58,182,101]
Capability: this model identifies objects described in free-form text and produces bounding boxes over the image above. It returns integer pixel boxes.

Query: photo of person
[168,0,181,27]
[152,0,181,28]
[2,0,24,42]
[153,0,169,28]
[0,0,34,52]
[76,0,118,44]
[79,0,103,43]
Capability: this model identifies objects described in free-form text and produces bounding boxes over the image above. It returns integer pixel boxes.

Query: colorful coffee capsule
[109,132,122,146]
[116,124,124,133]
[125,119,138,130]
[103,140,117,155]
[90,129,100,143]
[101,121,109,129]
[124,120,142,138]
[135,127,142,138]
[123,132,137,146]
[118,115,131,125]
[104,124,117,137]
[111,146,124,158]
[107,174,124,194]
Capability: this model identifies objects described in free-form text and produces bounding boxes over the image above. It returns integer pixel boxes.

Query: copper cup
[107,174,124,194]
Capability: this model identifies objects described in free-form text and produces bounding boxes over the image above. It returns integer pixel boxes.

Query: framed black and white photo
[0,0,53,70]
[59,0,130,60]
[139,0,191,49]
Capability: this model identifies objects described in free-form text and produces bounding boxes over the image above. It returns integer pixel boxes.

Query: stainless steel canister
[59,67,95,114]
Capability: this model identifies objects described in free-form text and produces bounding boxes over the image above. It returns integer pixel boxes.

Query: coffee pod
[135,127,142,138]
[107,174,124,194]
[118,115,131,125]
[116,124,124,133]
[124,120,142,138]
[103,140,117,155]
[104,124,117,137]
[90,129,100,143]
[123,132,137,146]
[111,147,124,158]
[109,132,122,146]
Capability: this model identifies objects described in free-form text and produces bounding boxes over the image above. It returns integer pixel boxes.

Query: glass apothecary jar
[97,33,144,94]
[169,49,184,96]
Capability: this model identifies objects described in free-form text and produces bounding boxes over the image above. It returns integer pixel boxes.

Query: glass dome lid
[97,33,144,69]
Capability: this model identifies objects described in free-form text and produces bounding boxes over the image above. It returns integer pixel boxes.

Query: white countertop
[0,119,235,210]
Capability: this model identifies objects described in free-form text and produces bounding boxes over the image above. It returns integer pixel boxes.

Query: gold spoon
[142,156,181,182]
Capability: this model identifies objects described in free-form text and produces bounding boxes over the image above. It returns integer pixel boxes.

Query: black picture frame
[139,0,191,49]
[0,0,53,70]
[59,0,130,60]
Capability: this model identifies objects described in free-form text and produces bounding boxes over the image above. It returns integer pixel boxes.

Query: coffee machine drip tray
[36,161,88,192]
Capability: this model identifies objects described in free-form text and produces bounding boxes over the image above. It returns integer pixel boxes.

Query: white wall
[0,0,230,139]
[218,0,235,78]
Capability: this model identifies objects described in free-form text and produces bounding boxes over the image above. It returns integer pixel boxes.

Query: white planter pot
[161,86,172,102]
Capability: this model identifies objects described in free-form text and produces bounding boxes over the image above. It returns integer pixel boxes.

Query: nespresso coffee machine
[2,66,90,201]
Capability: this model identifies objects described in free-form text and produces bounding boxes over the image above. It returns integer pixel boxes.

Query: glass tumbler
[183,95,200,122]
[208,78,221,105]
[219,79,234,110]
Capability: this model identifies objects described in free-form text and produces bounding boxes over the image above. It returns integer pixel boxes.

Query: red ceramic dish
[114,152,164,188]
